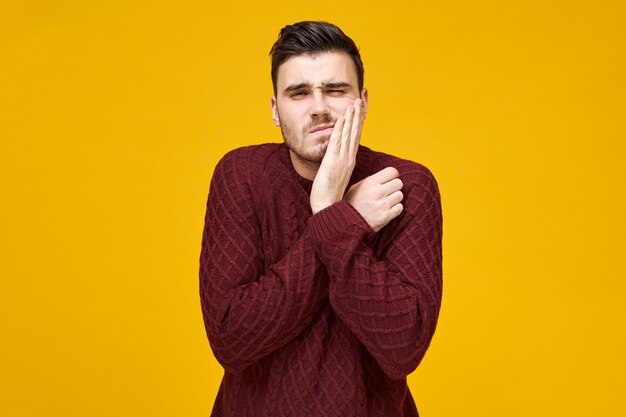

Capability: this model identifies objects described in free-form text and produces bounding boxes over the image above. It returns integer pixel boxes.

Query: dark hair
[269,21,364,95]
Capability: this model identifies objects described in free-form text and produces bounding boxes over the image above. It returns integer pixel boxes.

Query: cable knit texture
[200,143,442,417]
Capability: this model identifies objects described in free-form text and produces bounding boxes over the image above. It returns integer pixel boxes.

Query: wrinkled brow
[284,81,352,93]
[322,82,352,89]
[284,83,309,93]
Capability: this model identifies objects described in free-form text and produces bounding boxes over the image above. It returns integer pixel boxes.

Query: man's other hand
[344,167,404,232]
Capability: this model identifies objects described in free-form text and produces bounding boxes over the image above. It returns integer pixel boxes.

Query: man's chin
[309,142,329,162]
[288,143,327,165]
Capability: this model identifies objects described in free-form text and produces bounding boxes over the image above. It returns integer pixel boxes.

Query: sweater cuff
[308,201,375,245]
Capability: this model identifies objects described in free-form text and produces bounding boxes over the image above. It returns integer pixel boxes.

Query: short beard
[279,120,330,164]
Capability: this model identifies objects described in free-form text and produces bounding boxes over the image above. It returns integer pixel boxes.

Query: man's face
[271,51,368,168]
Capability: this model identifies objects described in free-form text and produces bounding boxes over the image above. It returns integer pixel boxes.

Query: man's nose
[310,91,329,117]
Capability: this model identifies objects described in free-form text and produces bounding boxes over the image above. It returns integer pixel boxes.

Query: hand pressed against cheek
[344,167,404,233]
[309,99,365,214]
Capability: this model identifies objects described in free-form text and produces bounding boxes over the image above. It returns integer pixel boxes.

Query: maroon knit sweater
[200,143,442,416]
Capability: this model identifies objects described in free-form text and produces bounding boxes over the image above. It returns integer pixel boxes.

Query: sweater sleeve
[199,151,328,373]
[308,166,443,380]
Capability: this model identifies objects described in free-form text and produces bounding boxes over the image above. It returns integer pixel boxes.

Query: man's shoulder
[214,143,285,178]
[218,143,283,167]
[209,143,288,205]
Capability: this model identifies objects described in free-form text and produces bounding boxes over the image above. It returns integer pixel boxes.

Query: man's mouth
[309,124,335,134]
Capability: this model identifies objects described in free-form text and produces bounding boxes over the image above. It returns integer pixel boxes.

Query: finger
[349,99,363,158]
[371,166,400,184]
[387,190,404,206]
[328,115,345,154]
[339,105,354,155]
[388,203,404,220]
[380,178,404,196]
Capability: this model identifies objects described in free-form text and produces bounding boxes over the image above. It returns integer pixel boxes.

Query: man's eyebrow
[321,82,352,89]
[284,83,310,93]
[283,81,353,93]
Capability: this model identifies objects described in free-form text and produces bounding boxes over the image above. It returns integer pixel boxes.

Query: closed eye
[325,88,348,96]
[289,90,309,99]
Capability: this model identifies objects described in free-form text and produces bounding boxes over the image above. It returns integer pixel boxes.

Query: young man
[200,21,442,416]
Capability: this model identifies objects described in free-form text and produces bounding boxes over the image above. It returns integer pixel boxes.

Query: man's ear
[360,88,369,120]
[271,96,280,126]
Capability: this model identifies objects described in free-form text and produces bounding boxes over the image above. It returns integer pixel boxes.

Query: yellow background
[1,1,624,416]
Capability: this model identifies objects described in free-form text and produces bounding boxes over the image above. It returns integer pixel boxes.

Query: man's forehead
[277,51,358,89]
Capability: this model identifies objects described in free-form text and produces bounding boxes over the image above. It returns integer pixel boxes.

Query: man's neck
[289,150,319,181]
